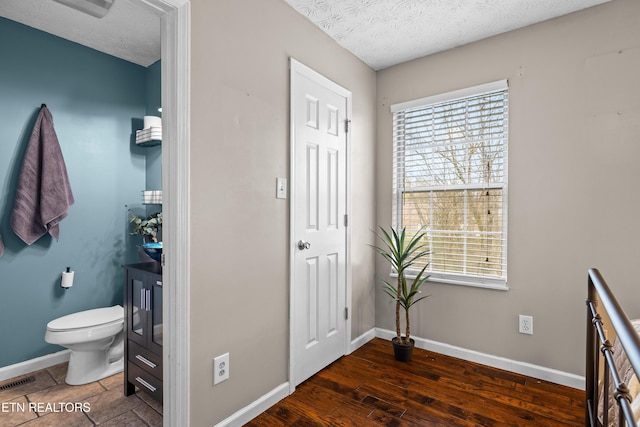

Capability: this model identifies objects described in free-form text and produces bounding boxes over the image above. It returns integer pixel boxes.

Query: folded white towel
[11,105,74,245]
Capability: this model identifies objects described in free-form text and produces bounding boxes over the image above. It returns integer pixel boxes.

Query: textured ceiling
[0,0,160,67]
[0,0,610,70]
[284,0,610,70]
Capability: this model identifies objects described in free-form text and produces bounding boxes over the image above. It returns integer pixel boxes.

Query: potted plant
[130,211,163,262]
[130,211,162,243]
[372,226,431,362]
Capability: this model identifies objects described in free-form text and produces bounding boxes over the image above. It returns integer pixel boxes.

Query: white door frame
[288,58,352,393]
[138,1,190,426]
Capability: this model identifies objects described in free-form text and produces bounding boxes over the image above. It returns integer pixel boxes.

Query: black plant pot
[392,337,415,362]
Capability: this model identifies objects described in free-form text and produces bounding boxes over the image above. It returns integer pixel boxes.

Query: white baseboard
[0,350,70,382]
[375,328,585,390]
[350,327,376,353]
[214,382,289,427]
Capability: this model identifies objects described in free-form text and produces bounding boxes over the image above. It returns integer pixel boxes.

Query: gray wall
[189,0,377,424]
[375,0,640,376]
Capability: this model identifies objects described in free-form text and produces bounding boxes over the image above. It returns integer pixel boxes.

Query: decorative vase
[392,337,415,362]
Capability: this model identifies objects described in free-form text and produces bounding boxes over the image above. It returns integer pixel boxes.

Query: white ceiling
[284,0,611,70]
[0,0,610,70]
[0,0,160,67]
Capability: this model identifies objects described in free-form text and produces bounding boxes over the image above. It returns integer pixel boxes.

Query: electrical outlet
[213,353,229,385]
[519,315,533,335]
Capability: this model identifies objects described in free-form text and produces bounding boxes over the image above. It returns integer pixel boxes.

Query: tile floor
[0,362,162,426]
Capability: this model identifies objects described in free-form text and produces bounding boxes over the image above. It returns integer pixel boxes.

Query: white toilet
[45,305,124,385]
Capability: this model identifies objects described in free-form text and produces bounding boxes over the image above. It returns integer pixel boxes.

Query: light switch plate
[276,177,287,199]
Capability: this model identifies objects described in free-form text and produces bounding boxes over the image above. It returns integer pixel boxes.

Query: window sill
[390,271,509,291]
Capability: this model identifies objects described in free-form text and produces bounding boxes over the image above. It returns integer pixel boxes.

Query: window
[390,80,508,289]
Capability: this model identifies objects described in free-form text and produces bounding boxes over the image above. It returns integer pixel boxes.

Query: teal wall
[145,61,162,192]
[0,17,158,367]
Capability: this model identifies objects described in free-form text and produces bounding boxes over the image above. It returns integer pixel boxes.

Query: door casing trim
[137,0,190,425]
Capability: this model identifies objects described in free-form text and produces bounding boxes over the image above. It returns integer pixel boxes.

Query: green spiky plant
[372,226,431,346]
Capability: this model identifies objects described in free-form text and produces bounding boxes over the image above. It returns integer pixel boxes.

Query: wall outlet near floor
[213,353,229,385]
[519,315,533,335]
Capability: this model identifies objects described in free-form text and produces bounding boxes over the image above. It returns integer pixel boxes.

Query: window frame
[390,80,509,291]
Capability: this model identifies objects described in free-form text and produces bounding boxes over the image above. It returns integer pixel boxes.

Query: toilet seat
[47,305,123,332]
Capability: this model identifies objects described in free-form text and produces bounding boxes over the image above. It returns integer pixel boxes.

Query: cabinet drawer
[128,340,162,379]
[128,362,162,403]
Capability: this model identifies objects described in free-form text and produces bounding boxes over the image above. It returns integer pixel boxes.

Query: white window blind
[391,81,509,289]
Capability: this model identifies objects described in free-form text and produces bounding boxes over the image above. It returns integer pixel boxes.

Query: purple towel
[11,105,74,245]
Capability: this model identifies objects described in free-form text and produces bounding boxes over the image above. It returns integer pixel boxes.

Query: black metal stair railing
[586,268,640,427]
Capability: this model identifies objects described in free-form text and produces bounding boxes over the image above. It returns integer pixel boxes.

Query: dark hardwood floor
[246,338,584,426]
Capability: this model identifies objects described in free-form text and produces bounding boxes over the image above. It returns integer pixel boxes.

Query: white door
[290,59,350,386]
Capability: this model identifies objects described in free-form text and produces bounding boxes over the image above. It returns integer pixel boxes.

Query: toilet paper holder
[61,267,74,289]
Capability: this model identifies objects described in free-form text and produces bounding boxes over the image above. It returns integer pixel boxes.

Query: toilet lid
[47,305,123,331]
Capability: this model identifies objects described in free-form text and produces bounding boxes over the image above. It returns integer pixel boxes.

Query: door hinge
[345,119,351,133]
[161,253,165,267]
[344,214,348,227]
[345,307,349,320]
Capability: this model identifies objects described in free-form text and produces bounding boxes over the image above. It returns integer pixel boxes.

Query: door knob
[297,240,311,250]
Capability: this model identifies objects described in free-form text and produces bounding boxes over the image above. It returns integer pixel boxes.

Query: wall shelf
[136,139,161,147]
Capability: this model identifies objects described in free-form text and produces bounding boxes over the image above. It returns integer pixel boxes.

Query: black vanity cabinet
[124,262,163,403]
